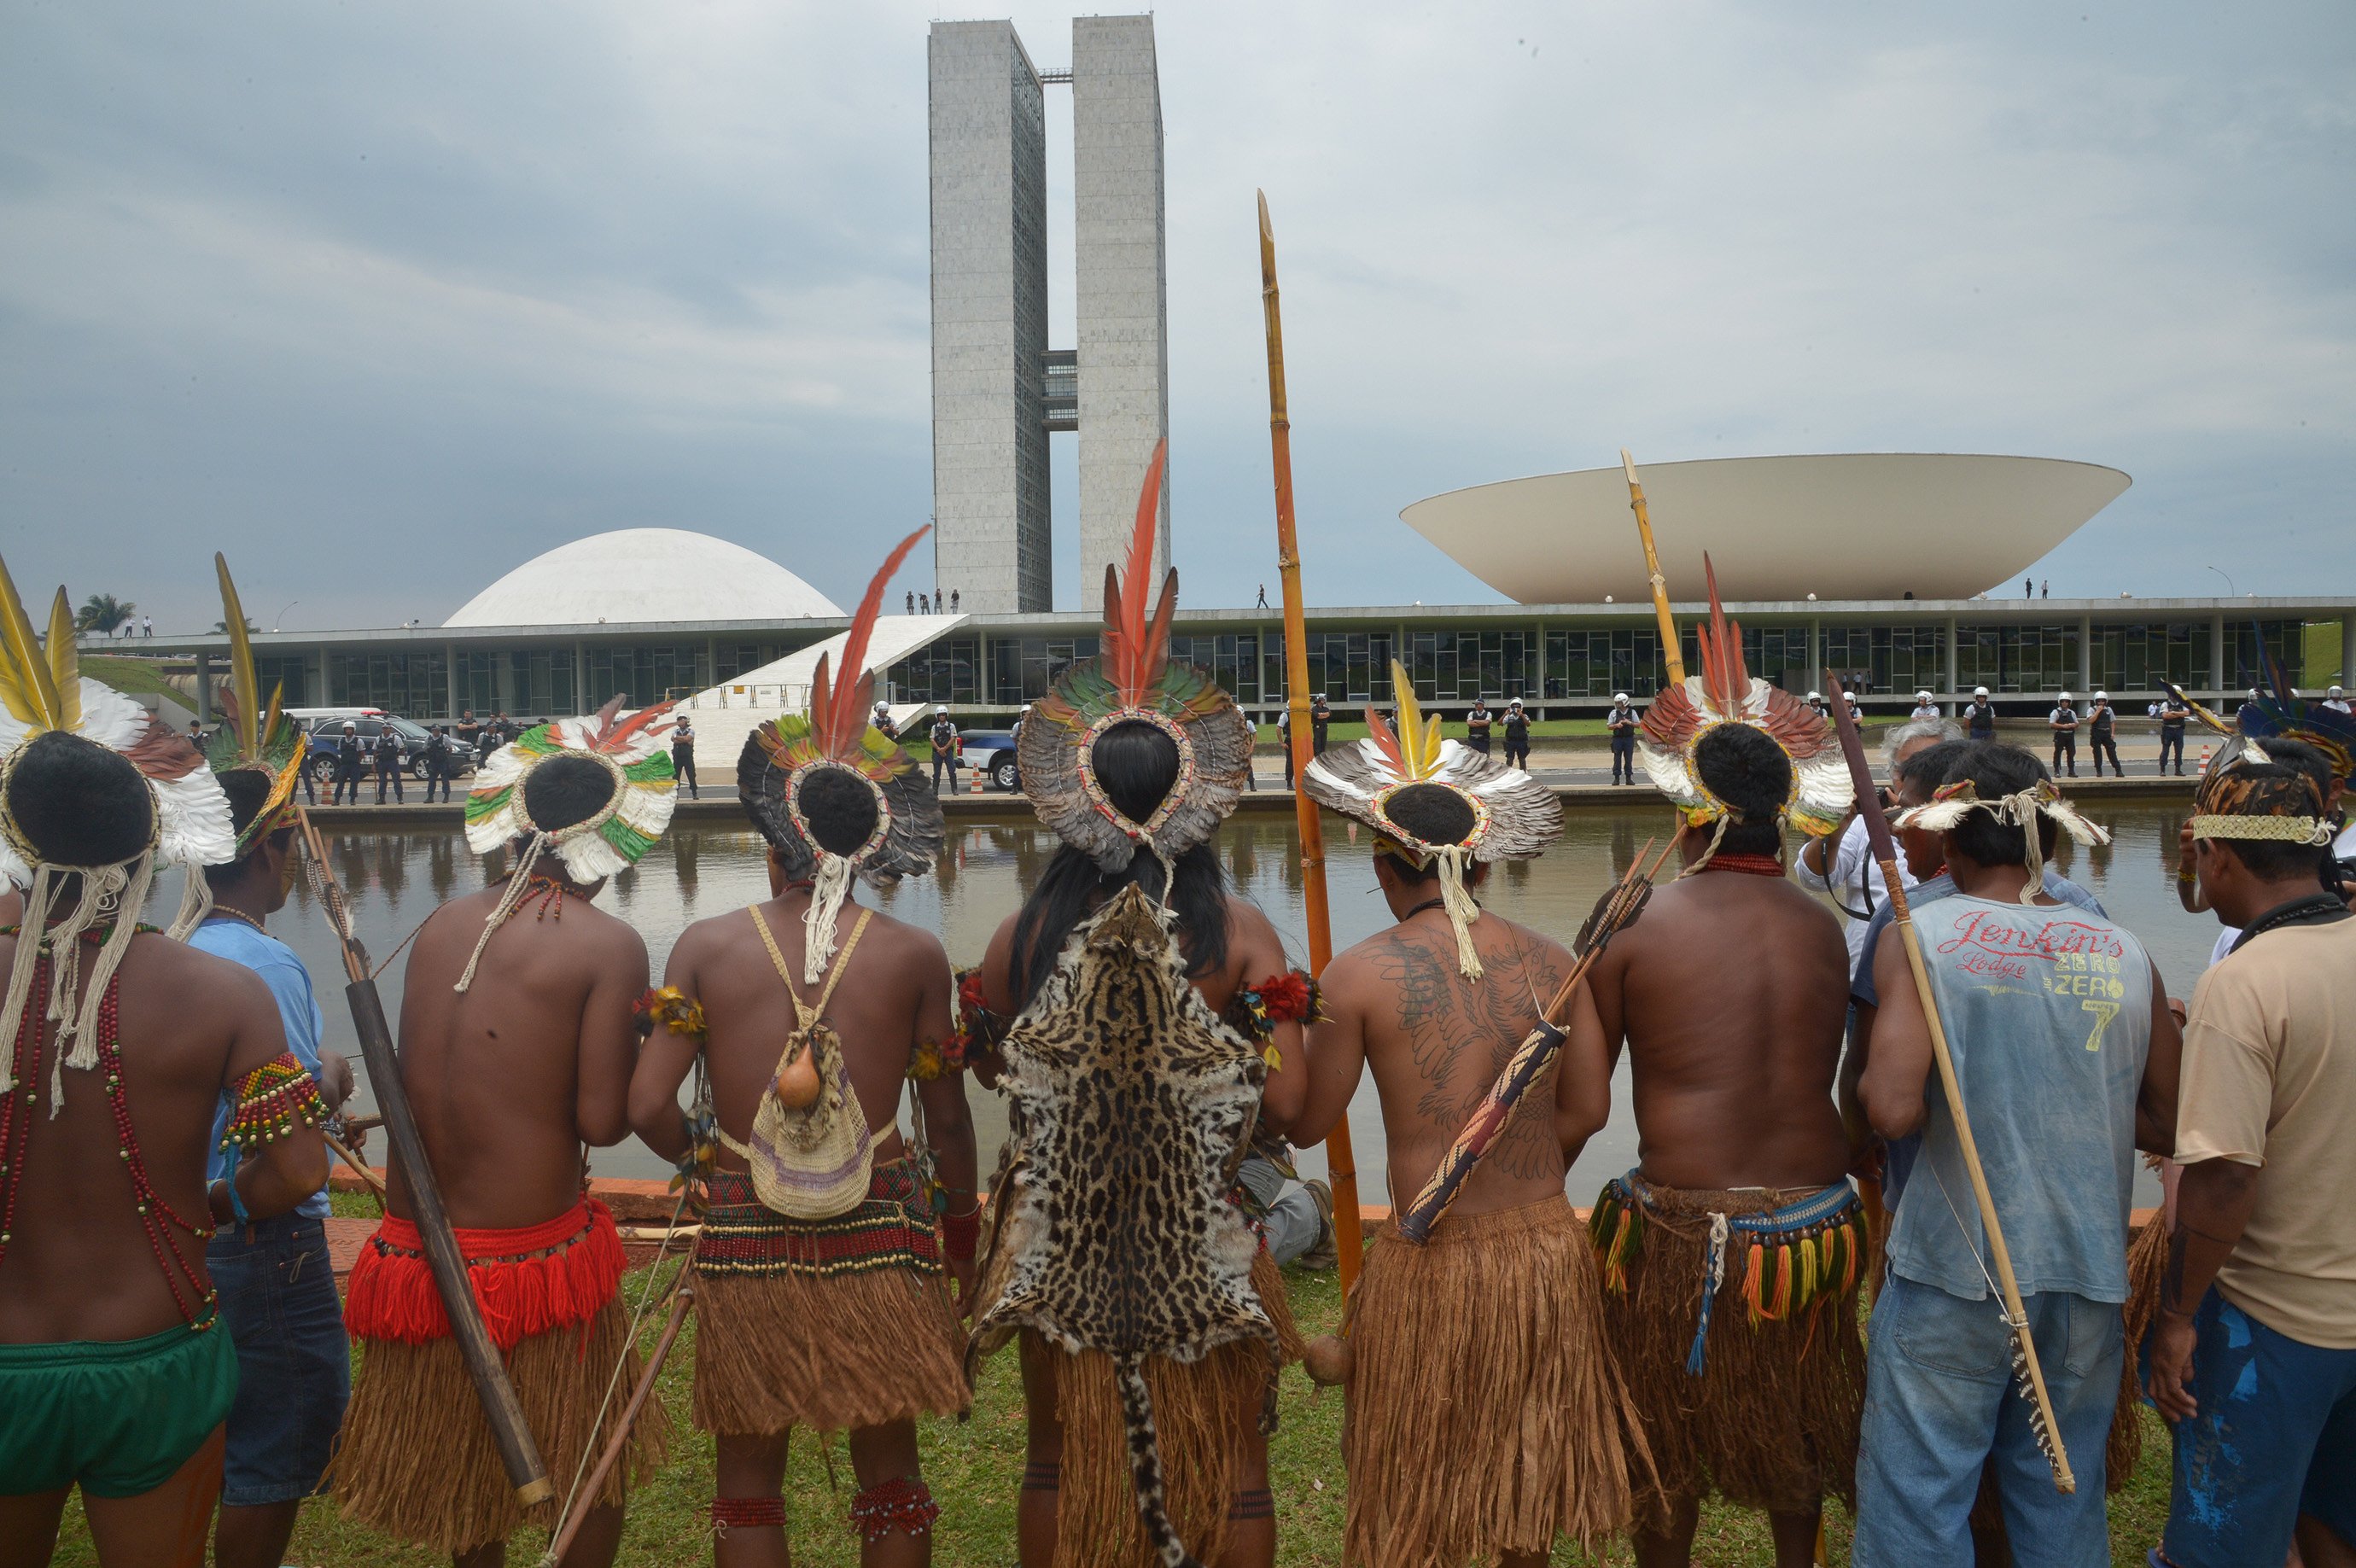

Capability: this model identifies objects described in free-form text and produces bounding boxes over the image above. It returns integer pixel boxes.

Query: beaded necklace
[1695,852,1787,877]
[0,924,219,1328]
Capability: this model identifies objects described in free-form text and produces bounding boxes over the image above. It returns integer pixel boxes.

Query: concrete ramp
[673,615,966,772]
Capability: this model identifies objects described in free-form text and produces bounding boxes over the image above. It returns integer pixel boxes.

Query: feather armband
[634,986,708,1045]
[1233,970,1321,1068]
[219,1052,327,1151]
[948,969,1009,1075]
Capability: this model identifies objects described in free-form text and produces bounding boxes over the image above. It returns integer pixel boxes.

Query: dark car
[303,714,479,779]
[954,729,1020,791]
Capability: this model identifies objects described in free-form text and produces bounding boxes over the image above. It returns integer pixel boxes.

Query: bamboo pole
[1258,190,1363,1292]
[1823,673,2075,1493]
[1621,448,1686,685]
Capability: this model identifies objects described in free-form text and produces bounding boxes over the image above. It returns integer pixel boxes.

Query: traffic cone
[969,753,983,794]
[2196,744,2211,778]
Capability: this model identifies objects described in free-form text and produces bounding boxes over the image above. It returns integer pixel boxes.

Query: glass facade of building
[253,654,312,709]
[889,636,984,706]
[1542,628,1670,699]
[1405,629,1538,702]
[1166,632,1272,704]
[987,635,1101,704]
[329,650,448,719]
[1301,632,1396,703]
[583,645,705,708]
[1954,624,2080,695]
[1821,624,1945,695]
[2227,621,2304,690]
[2089,622,2203,693]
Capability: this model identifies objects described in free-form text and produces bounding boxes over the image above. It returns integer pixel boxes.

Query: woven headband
[2190,813,2337,847]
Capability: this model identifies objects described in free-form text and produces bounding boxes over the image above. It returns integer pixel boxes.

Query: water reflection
[247,801,2208,1201]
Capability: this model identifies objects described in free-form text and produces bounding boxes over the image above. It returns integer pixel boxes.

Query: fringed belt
[344,1198,625,1350]
[1590,1171,1863,1378]
[694,1160,943,1281]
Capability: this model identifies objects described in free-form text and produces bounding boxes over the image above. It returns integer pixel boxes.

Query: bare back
[0,931,285,1344]
[671,891,952,1165]
[1318,908,1582,1216]
[1589,870,1850,1190]
[391,881,648,1228]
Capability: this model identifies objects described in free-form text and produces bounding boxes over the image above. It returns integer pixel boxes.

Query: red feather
[1697,553,1752,716]
[808,651,835,755]
[1106,442,1168,703]
[1363,706,1410,778]
[820,525,930,756]
[595,697,679,753]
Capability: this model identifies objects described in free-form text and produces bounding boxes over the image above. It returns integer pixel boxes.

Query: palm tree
[214,617,258,636]
[75,592,136,635]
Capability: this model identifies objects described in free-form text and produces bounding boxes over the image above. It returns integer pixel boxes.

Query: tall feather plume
[1363,704,1411,781]
[213,553,261,758]
[1697,554,1750,716]
[817,525,930,758]
[44,587,80,733]
[1103,440,1172,705]
[590,694,679,753]
[2251,622,2356,772]
[0,555,63,731]
[2161,679,2235,737]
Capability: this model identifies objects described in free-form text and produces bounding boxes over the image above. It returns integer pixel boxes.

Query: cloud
[1,0,2348,631]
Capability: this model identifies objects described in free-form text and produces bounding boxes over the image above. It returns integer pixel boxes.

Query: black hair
[1939,744,2060,869]
[202,769,277,889]
[1377,784,1481,884]
[2204,737,2332,882]
[521,754,618,836]
[1693,723,1791,857]
[1893,738,1979,797]
[1010,720,1230,1003]
[798,766,879,857]
[3,731,153,867]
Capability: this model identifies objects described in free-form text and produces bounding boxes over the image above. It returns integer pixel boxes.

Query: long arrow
[1823,672,2074,1493]
[1258,190,1363,1292]
[1622,449,1687,686]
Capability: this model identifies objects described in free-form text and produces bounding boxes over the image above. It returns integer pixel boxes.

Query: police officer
[331,721,365,804]
[2155,689,2190,774]
[671,717,698,799]
[1607,693,1639,784]
[929,705,959,794]
[2086,691,2122,777]
[1309,695,1332,755]
[1464,697,1494,755]
[1502,698,1531,771]
[2236,687,2265,735]
[423,724,453,802]
[372,725,405,803]
[871,701,897,742]
[1909,689,1940,721]
[2048,691,2079,778]
[1966,686,1997,741]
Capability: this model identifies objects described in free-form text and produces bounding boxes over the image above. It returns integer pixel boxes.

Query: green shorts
[0,1322,240,1498]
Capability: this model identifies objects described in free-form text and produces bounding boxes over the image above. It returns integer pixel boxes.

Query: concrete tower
[928,21,1051,614]
[1072,15,1171,594]
[927,15,1171,613]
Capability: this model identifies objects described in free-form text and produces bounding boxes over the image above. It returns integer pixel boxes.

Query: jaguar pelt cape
[971,884,1280,1568]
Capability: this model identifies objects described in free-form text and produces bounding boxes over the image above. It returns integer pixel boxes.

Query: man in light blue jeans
[1853,744,2180,1566]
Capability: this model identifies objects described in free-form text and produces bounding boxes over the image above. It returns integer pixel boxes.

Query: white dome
[444,529,844,628]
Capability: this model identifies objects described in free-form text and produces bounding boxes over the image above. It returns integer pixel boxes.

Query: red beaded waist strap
[344,1198,624,1349]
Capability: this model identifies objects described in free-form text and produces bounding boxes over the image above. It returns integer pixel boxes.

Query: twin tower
[929,15,1170,615]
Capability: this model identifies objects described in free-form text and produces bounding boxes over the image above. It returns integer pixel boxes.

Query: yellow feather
[0,555,61,731]
[45,589,79,732]
[215,552,260,758]
[1388,660,1440,778]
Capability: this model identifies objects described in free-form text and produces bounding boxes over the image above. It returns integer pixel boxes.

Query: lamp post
[2206,566,2236,598]
[272,599,298,632]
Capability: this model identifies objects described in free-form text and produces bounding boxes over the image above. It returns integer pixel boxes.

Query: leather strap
[749,904,872,1027]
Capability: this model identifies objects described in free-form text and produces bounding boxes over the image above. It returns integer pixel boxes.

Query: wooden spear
[294,810,555,1506]
[1258,190,1363,1292]
[1823,673,2075,1492]
[1621,449,1687,686]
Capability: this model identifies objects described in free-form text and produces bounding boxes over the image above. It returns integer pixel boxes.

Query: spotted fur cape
[971,885,1279,1568]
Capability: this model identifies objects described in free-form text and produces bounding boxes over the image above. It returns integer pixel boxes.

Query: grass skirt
[1023,1246,1303,1568]
[1344,1195,1646,1566]
[330,1295,666,1554]
[1595,1178,1866,1528]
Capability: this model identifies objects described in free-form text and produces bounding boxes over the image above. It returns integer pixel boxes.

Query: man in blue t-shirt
[194,772,354,1568]
[1851,745,2181,1565]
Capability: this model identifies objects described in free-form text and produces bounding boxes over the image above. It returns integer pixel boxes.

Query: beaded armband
[1233,970,1322,1070]
[939,1205,981,1263]
[219,1053,328,1152]
[634,987,708,1045]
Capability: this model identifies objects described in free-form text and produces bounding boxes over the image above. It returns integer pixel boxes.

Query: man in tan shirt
[2149,738,2356,1568]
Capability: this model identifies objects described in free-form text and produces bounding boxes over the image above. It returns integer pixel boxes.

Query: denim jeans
[1236,1154,1324,1267]
[207,1212,352,1505]
[2161,1290,2356,1568]
[1853,1275,2122,1567]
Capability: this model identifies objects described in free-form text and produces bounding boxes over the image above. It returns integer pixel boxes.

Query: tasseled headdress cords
[0,556,238,1110]
[738,527,944,983]
[1017,443,1255,888]
[1636,555,1849,874]
[456,695,679,991]
[1892,777,2112,903]
[1302,660,1561,978]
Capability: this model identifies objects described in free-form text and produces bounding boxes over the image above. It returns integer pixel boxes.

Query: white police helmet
[2095,691,2108,702]
[1613,692,1630,703]
[2058,691,2073,702]
[1974,686,1990,697]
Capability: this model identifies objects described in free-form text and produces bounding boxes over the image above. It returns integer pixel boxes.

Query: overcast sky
[3,1,2349,632]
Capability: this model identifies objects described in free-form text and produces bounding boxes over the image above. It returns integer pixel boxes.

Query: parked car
[296,711,479,780]
[955,729,1020,791]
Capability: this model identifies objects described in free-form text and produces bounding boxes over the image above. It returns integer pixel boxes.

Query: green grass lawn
[44,1232,2177,1567]
[75,653,185,702]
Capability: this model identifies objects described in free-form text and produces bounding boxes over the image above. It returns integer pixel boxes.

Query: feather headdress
[0,555,237,1105]
[205,554,307,857]
[1892,777,2110,904]
[456,694,679,991]
[1636,555,1847,869]
[738,527,943,982]
[1303,660,1561,977]
[2238,627,2356,783]
[1018,443,1255,875]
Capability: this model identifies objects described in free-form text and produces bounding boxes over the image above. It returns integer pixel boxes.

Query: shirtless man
[0,724,326,1568]
[1586,720,1866,1568]
[1297,773,1640,1567]
[633,766,978,1566]
[330,740,667,1567]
